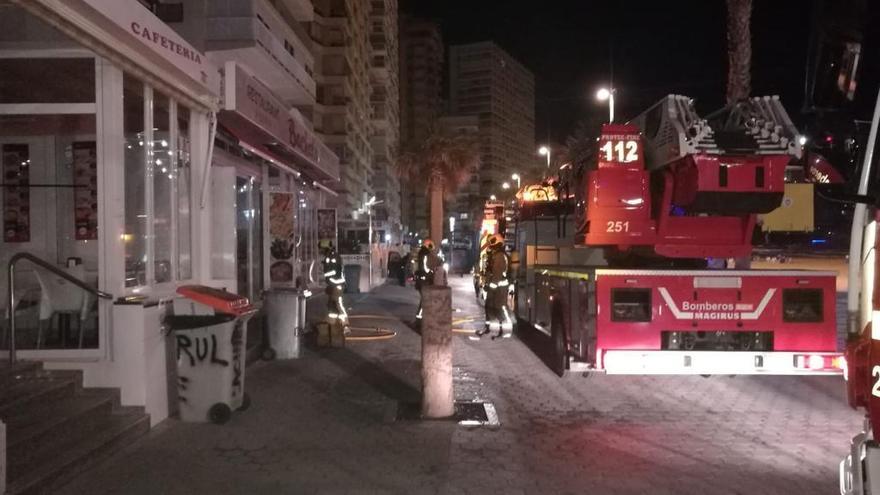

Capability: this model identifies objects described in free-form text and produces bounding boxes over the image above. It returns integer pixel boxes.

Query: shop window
[177,106,192,280]
[123,73,196,291]
[239,176,264,300]
[251,180,264,297]
[123,73,146,288]
[0,58,94,104]
[153,91,173,284]
[296,188,318,284]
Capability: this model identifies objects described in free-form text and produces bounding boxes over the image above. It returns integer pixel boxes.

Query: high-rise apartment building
[306,0,400,243]
[398,17,443,235]
[168,0,317,108]
[449,41,535,200]
[369,0,401,241]
[308,0,374,226]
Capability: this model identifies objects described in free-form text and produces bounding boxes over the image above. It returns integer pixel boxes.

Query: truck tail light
[794,354,844,371]
[782,288,823,322]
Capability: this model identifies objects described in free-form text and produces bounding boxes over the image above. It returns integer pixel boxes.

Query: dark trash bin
[343,264,361,294]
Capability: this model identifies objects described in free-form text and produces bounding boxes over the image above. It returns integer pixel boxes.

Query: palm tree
[399,130,477,419]
[725,0,752,104]
[396,129,480,279]
[560,114,604,170]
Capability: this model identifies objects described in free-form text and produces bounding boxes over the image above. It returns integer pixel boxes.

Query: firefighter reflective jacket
[323,252,345,287]
[485,247,510,289]
[416,246,435,282]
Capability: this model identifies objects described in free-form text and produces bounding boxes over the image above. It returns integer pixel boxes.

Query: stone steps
[0,362,150,495]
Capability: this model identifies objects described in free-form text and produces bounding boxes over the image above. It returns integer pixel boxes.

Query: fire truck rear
[512,95,843,376]
[838,88,880,495]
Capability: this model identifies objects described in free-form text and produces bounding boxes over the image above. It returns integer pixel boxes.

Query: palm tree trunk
[725,0,752,105]
[420,285,454,418]
[429,180,444,249]
[428,178,446,286]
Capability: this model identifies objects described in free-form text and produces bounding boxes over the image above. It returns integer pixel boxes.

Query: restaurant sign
[224,62,319,164]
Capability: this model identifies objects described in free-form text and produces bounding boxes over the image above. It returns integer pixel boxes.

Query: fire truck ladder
[706,95,803,158]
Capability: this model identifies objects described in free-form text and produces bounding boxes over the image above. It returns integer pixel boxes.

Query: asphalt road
[57,277,863,494]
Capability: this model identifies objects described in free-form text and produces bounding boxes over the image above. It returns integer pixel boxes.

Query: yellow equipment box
[760,183,814,233]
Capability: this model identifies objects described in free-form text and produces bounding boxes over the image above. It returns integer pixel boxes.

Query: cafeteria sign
[80,0,214,88]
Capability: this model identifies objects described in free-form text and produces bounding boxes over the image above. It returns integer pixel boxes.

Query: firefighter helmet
[422,239,435,250]
[487,234,504,247]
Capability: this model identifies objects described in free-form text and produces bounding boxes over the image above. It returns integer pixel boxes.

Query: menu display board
[268,192,295,284]
[72,141,98,240]
[2,144,30,243]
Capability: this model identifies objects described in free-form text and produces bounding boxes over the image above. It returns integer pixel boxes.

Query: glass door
[236,176,263,301]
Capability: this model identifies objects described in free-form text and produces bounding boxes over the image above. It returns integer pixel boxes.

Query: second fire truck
[508,95,844,377]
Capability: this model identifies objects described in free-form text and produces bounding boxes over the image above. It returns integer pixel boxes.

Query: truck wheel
[208,403,232,424]
[551,304,568,377]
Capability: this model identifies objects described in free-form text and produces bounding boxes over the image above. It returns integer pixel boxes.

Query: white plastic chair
[1,284,40,347]
[33,265,94,348]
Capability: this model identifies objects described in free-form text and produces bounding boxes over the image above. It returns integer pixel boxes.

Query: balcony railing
[205,1,315,97]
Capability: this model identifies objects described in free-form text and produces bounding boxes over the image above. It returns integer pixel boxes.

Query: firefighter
[474,234,513,339]
[473,231,491,299]
[415,238,437,321]
[322,245,348,328]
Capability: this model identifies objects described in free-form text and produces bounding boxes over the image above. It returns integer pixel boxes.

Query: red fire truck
[511,95,843,376]
[838,90,880,494]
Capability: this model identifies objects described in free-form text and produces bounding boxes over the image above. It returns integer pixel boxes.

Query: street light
[596,87,615,123]
[538,145,551,169]
[490,194,497,201]
[502,181,511,190]
[511,173,521,189]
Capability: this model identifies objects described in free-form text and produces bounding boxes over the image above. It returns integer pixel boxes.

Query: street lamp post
[502,181,510,190]
[538,145,551,170]
[511,173,521,189]
[596,87,615,123]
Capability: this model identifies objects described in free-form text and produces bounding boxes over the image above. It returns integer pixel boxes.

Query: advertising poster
[268,192,295,285]
[72,141,98,240]
[2,144,30,243]
[317,208,337,248]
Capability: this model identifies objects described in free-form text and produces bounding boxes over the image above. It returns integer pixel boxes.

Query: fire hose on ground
[344,314,397,341]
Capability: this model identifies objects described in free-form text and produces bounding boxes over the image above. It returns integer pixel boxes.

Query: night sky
[401,0,878,144]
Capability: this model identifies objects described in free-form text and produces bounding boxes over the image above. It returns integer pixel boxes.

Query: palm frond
[561,115,603,170]
[395,129,480,198]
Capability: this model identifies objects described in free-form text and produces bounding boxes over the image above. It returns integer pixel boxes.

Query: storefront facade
[1,0,341,427]
[1,0,221,425]
[211,61,340,301]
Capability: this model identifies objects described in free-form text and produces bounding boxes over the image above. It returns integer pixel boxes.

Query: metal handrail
[7,252,113,364]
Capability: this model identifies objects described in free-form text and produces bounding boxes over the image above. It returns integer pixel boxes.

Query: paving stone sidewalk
[58,278,863,494]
